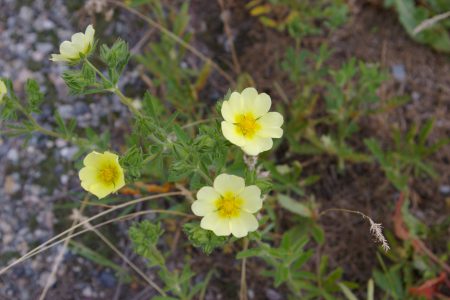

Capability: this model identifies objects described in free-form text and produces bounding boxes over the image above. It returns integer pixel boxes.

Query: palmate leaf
[100,39,130,85]
[129,221,165,266]
[183,222,228,255]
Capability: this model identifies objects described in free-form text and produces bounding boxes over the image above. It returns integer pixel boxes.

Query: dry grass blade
[1,209,192,275]
[79,213,167,296]
[413,11,450,35]
[0,192,183,276]
[38,196,90,300]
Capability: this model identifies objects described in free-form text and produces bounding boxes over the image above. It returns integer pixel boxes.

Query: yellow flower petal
[102,151,120,162]
[191,200,215,216]
[50,54,68,62]
[229,212,258,238]
[259,111,283,127]
[89,183,114,199]
[239,186,262,213]
[79,150,125,199]
[241,136,273,156]
[51,25,94,63]
[83,151,103,168]
[220,88,283,155]
[0,80,7,102]
[79,167,97,187]
[196,186,220,202]
[114,168,125,189]
[213,174,245,195]
[71,32,89,54]
[200,213,231,236]
[228,91,244,113]
[221,121,247,146]
[85,24,95,45]
[251,93,272,117]
[221,100,235,123]
[241,87,258,102]
[60,41,78,59]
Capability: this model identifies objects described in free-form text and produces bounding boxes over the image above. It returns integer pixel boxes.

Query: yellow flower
[51,25,95,63]
[79,151,125,199]
[0,80,7,103]
[221,87,284,156]
[191,174,262,238]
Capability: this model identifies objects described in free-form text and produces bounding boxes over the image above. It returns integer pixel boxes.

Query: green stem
[14,101,86,146]
[142,151,160,164]
[111,87,142,117]
[196,167,213,185]
[85,58,141,117]
[84,59,110,84]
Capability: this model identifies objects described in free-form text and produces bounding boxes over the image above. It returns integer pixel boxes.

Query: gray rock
[19,6,34,22]
[391,64,406,82]
[439,185,450,195]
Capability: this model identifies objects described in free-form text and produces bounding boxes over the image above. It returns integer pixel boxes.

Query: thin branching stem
[13,97,87,146]
[84,58,142,117]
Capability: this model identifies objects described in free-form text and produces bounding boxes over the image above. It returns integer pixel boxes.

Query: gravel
[0,0,144,299]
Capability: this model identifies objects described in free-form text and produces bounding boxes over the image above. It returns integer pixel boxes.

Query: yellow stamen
[215,192,242,218]
[98,164,118,184]
[235,113,260,138]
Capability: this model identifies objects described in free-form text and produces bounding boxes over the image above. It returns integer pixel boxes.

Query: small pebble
[391,64,406,82]
[439,185,450,195]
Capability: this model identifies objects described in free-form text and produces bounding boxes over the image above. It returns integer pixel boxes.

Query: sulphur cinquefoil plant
[0,20,395,299]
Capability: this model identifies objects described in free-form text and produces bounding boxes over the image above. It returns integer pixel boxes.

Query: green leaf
[183,222,228,255]
[25,79,44,113]
[173,124,190,144]
[274,265,289,286]
[367,279,374,300]
[418,118,434,146]
[100,39,130,85]
[365,138,385,166]
[129,221,165,266]
[120,146,144,181]
[236,248,262,259]
[338,283,358,300]
[311,224,325,244]
[278,194,312,217]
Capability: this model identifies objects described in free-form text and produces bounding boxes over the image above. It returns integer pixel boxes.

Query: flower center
[235,113,260,138]
[215,192,243,218]
[98,165,118,184]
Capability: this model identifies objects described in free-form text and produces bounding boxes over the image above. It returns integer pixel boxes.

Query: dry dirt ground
[190,0,450,296]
